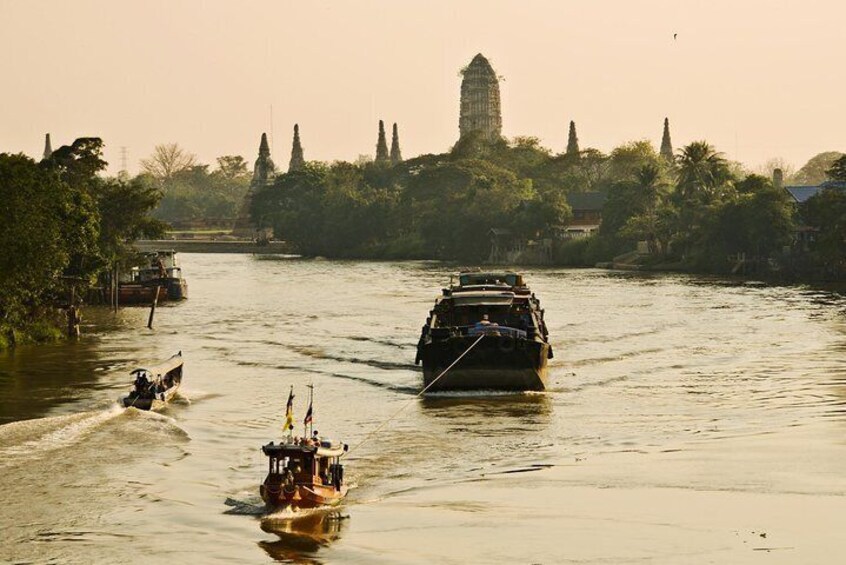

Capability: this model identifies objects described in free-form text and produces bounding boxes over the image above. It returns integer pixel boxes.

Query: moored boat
[415,271,552,392]
[118,250,188,304]
[121,352,184,410]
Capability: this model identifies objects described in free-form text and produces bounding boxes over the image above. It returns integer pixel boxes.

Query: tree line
[0,139,165,346]
[250,133,845,279]
[138,143,251,229]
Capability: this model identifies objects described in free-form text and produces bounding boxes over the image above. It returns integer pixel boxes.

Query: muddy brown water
[1,255,845,563]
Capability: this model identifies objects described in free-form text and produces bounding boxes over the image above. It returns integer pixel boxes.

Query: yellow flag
[283,387,294,432]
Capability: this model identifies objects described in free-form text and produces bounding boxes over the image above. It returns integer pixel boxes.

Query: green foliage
[801,187,846,277]
[791,151,844,186]
[1,138,163,346]
[150,159,250,227]
[688,177,795,271]
[0,154,74,337]
[826,155,846,182]
[407,159,536,260]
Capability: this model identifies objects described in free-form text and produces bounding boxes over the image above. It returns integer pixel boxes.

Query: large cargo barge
[415,272,552,392]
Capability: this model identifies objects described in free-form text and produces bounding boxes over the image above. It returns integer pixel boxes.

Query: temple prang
[566,121,580,157]
[43,133,53,160]
[459,53,502,141]
[289,124,305,173]
[375,120,390,164]
[390,123,403,165]
[660,117,674,161]
[233,132,276,237]
[251,132,276,188]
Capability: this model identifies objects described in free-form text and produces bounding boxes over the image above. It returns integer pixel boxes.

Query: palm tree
[676,141,730,201]
[621,163,669,254]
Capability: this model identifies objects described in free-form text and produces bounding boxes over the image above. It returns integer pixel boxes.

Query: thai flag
[304,402,313,425]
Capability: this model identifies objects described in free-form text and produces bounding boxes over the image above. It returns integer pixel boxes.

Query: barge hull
[420,337,549,392]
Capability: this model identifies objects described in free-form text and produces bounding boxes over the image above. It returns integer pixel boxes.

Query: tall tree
[791,151,844,186]
[826,155,846,182]
[140,143,197,181]
[216,155,248,180]
[676,141,731,201]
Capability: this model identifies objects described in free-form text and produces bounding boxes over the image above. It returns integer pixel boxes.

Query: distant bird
[673,33,678,40]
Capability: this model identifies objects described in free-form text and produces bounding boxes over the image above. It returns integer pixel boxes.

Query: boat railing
[465,325,527,339]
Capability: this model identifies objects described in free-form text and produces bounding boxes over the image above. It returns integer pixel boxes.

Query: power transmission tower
[120,146,128,174]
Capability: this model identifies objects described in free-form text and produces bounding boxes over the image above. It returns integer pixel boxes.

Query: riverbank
[135,239,296,254]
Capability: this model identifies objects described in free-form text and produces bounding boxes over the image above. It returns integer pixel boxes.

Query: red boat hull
[261,480,347,509]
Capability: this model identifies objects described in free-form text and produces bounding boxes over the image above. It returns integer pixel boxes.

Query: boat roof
[131,351,183,377]
[448,290,515,307]
[456,272,524,287]
[263,441,346,458]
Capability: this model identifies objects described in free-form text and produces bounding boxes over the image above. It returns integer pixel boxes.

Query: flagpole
[308,383,314,437]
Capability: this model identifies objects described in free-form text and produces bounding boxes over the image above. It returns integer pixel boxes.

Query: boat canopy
[458,272,523,287]
[130,352,183,378]
[263,441,347,458]
[450,290,515,307]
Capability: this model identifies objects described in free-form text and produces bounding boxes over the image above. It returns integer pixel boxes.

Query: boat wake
[0,406,125,463]
[0,405,187,467]
[223,496,267,516]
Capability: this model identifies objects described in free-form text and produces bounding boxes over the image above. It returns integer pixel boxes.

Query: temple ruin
[660,118,674,161]
[459,53,502,141]
[390,123,402,165]
[289,124,305,172]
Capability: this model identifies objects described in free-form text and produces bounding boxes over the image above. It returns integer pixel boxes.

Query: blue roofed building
[784,181,846,204]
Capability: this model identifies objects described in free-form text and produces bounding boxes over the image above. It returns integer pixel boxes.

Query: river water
[1,255,845,564]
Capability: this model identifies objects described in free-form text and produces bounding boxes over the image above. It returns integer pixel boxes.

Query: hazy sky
[1,1,843,175]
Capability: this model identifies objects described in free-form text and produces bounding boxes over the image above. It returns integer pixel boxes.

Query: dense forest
[251,134,846,279]
[0,139,164,347]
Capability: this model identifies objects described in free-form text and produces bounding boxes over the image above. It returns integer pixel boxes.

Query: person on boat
[134,373,149,394]
[312,430,321,445]
[155,257,167,279]
[475,314,492,328]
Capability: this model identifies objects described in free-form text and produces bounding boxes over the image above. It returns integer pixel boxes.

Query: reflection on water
[1,256,845,563]
[259,510,347,563]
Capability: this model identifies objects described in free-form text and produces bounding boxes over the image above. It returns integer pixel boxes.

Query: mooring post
[114,265,120,312]
[147,286,161,329]
[67,285,80,338]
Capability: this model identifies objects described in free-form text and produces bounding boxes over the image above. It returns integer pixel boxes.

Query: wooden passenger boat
[415,271,553,392]
[118,250,188,305]
[121,352,184,410]
[118,284,167,305]
[260,439,348,509]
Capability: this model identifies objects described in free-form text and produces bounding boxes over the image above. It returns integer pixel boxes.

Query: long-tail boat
[121,352,184,410]
[415,271,553,392]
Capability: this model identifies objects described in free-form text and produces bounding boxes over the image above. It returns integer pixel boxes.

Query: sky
[1,0,843,175]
